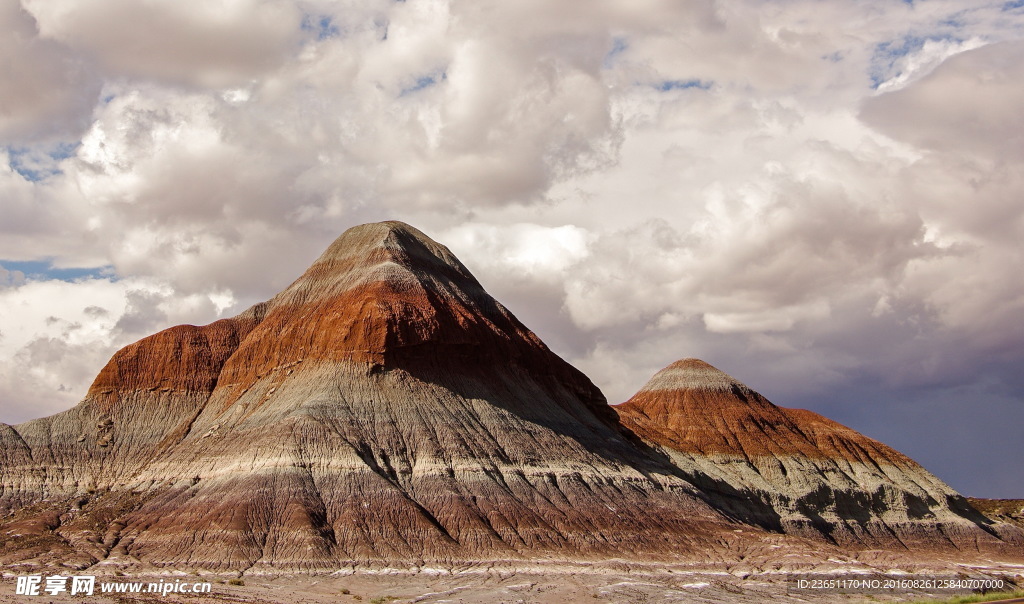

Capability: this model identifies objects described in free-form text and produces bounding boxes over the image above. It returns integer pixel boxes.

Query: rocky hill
[0,222,755,571]
[0,222,1019,573]
[615,359,1020,550]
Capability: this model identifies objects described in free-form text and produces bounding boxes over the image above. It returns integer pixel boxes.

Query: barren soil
[3,563,1023,604]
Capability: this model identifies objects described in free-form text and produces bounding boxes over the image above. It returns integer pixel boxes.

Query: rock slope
[0,222,755,571]
[615,359,1018,550]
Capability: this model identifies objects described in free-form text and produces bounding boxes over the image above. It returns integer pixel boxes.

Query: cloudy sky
[2,0,1023,497]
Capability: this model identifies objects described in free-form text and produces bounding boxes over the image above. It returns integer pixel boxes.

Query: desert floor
[3,561,1023,604]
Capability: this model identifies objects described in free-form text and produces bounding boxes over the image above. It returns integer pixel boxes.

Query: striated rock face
[0,222,755,571]
[615,359,1020,549]
[1,222,1018,573]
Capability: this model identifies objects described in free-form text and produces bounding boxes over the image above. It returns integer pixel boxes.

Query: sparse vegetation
[968,498,1024,530]
[227,578,244,586]
[340,588,350,594]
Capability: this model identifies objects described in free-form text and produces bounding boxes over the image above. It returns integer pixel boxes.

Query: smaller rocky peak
[637,358,750,394]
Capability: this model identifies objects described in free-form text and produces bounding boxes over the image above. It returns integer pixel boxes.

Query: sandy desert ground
[3,560,1022,604]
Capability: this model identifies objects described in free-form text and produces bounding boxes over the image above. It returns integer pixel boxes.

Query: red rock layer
[87,310,265,412]
[617,359,915,466]
[207,223,610,424]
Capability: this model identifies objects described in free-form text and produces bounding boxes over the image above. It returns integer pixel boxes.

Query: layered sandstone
[0,223,755,571]
[0,222,1017,574]
[616,359,1018,550]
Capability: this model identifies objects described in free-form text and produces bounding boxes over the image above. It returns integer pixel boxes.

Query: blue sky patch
[656,79,712,92]
[875,35,926,60]
[604,37,628,68]
[400,72,446,96]
[939,14,965,29]
[6,142,80,182]
[0,260,116,283]
[301,14,340,41]
[869,33,962,88]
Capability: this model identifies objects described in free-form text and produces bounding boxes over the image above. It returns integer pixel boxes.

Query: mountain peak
[201,220,554,388]
[83,221,541,411]
[313,221,465,273]
[271,221,480,308]
[638,358,748,394]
